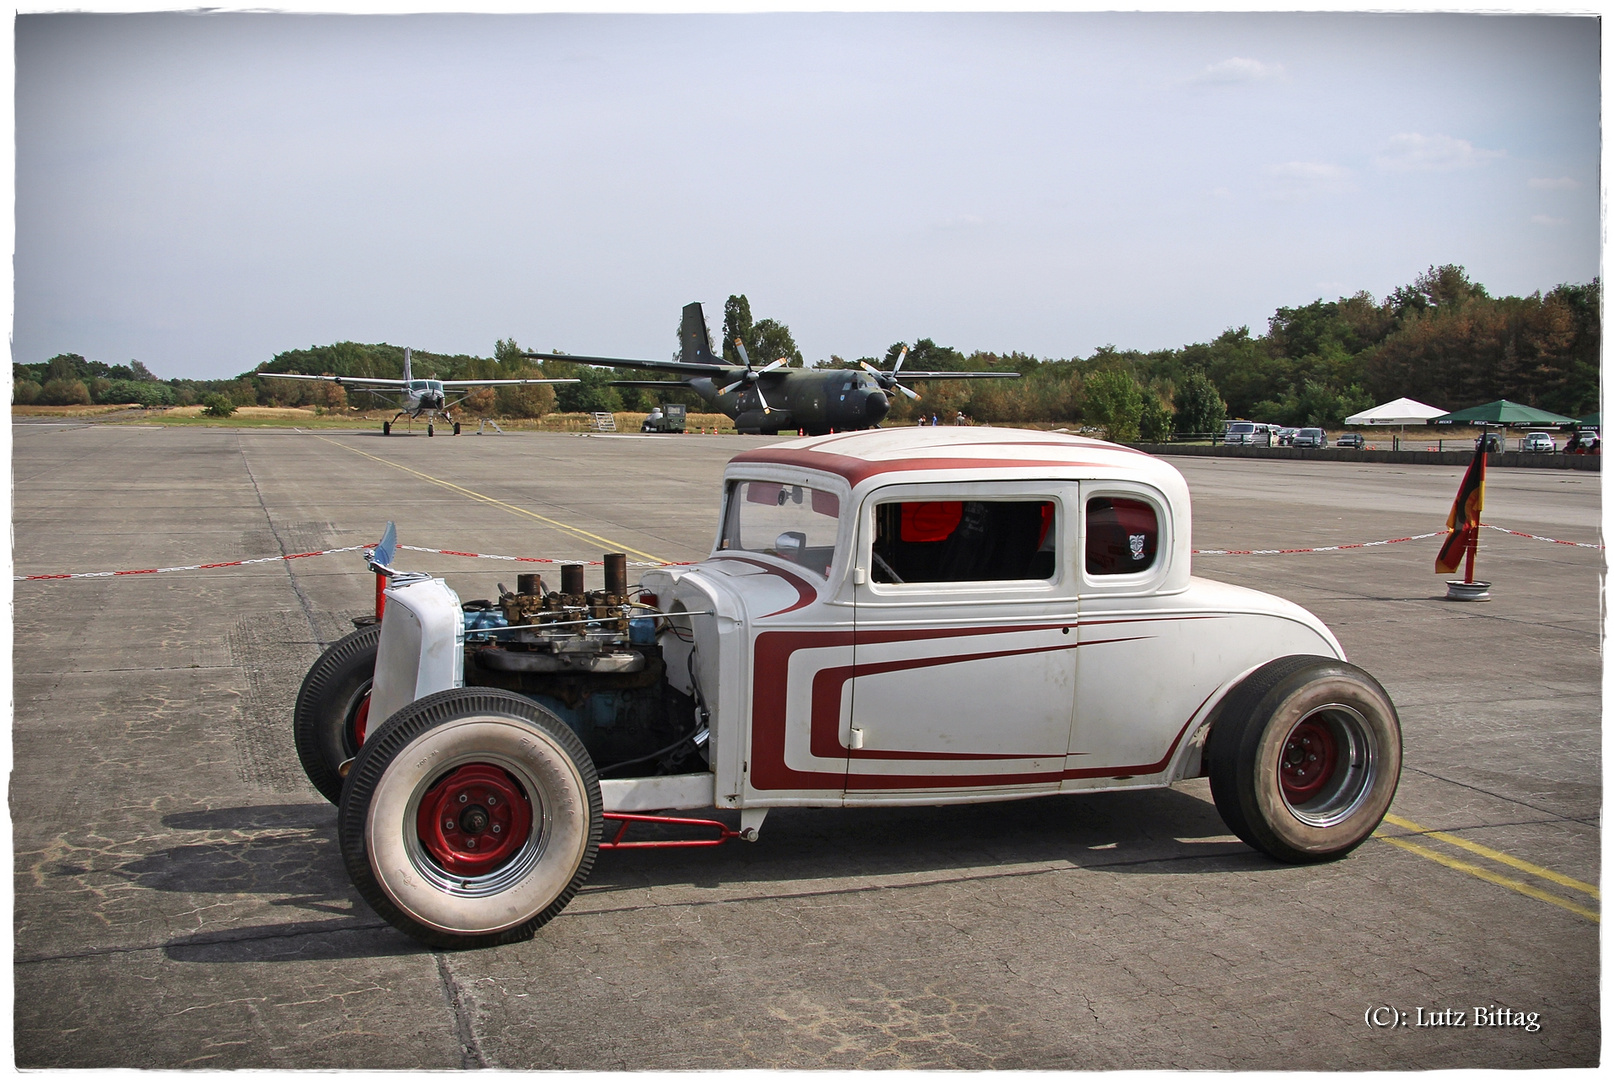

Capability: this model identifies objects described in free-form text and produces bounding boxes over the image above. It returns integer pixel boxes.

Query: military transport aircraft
[524,303,1019,436]
[261,347,577,436]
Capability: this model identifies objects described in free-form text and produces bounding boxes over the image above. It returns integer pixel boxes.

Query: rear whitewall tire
[339,688,601,948]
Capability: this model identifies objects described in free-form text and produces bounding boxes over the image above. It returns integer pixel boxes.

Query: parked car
[1520,431,1556,453]
[1294,428,1328,449]
[1565,427,1599,454]
[1336,433,1366,450]
[1222,420,1271,446]
[1276,427,1298,446]
[1477,431,1503,453]
[297,428,1404,947]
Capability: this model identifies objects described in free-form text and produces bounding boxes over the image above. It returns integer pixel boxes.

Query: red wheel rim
[352,693,371,748]
[1279,716,1339,804]
[415,764,534,876]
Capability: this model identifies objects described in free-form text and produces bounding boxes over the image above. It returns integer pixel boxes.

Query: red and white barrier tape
[396,545,695,568]
[14,545,371,581]
[1480,524,1604,550]
[1192,531,1445,556]
[14,543,691,582]
[15,525,1600,581]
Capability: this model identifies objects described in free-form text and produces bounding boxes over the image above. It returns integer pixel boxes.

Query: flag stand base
[1444,580,1492,601]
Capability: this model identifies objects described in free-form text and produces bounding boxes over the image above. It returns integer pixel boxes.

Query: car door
[845,481,1080,799]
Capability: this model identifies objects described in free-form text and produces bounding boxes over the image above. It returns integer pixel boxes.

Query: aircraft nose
[865,391,890,421]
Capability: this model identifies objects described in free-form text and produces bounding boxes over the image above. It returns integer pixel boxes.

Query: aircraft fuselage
[691,369,890,435]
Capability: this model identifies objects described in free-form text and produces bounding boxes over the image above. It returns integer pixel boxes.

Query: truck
[640,403,687,433]
[294,427,1402,948]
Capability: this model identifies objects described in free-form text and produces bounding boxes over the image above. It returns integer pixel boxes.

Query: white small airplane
[261,347,578,436]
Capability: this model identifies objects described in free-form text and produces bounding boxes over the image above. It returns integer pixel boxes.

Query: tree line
[14,266,1598,440]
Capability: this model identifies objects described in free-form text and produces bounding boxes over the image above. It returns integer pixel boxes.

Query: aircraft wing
[525,351,738,377]
[888,370,1022,380]
[259,372,407,387]
[437,377,580,387]
[608,379,696,389]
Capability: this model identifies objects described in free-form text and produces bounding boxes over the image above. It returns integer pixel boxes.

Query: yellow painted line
[1377,834,1599,923]
[1382,812,1600,899]
[307,432,670,564]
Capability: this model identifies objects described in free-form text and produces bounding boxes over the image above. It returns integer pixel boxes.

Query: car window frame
[857,480,1074,601]
[1078,482,1172,597]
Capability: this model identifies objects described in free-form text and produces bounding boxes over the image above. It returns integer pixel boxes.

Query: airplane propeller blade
[861,348,921,400]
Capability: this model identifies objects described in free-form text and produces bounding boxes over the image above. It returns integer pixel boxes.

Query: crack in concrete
[1403,764,1602,824]
[435,954,488,1069]
[238,433,324,644]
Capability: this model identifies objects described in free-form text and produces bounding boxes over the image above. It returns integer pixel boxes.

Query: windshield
[720,480,842,577]
[1226,422,1255,433]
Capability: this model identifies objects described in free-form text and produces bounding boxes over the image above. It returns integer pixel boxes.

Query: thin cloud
[1528,176,1579,189]
[1189,57,1286,86]
[1262,161,1356,201]
[1374,132,1503,172]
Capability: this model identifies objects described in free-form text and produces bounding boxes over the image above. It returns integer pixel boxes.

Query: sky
[13,10,1603,381]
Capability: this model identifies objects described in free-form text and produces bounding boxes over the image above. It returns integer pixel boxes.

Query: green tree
[722,295,753,362]
[13,379,40,404]
[1084,369,1144,443]
[1139,390,1174,442]
[201,393,237,417]
[39,378,91,405]
[1174,371,1226,434]
[1388,264,1488,319]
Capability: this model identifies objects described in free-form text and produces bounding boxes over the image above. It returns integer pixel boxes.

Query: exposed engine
[458,553,704,778]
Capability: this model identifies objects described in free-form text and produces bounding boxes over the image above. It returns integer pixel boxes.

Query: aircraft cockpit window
[871,499,1056,584]
[719,480,841,577]
[1085,497,1159,575]
[410,380,427,391]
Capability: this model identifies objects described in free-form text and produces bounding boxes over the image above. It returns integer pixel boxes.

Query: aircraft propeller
[720,339,790,412]
[860,346,922,401]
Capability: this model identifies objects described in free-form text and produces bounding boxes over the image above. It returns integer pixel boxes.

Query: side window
[872,499,1056,583]
[1085,496,1159,575]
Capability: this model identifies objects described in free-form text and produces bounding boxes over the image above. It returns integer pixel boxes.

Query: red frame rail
[600,812,743,850]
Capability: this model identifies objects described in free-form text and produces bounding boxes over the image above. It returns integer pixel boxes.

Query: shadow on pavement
[582,786,1287,895]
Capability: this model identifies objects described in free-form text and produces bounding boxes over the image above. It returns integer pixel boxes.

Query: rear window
[872,499,1056,583]
[1086,497,1159,576]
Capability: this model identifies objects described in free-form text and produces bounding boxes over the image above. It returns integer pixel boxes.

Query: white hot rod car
[294,427,1401,948]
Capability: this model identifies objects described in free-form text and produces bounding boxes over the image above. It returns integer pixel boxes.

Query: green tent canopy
[1577,412,1600,427]
[1433,399,1577,426]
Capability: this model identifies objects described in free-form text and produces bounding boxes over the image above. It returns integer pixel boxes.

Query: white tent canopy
[1344,397,1448,425]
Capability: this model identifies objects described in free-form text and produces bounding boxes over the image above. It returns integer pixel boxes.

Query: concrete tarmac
[11,422,1602,1068]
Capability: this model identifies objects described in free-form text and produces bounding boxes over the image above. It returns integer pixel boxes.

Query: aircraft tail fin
[680,303,721,366]
[402,347,413,383]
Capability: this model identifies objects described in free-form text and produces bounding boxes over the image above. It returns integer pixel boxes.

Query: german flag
[1436,445,1487,574]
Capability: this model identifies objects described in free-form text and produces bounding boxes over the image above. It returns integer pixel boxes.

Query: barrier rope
[14,524,1599,581]
[1480,523,1604,550]
[14,544,692,581]
[1191,531,1445,556]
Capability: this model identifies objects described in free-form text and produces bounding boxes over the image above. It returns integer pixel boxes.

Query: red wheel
[352,693,371,748]
[339,688,601,948]
[1278,715,1338,804]
[1208,656,1401,863]
[294,624,381,803]
[415,764,534,876]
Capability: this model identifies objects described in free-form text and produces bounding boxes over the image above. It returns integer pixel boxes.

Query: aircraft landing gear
[427,423,435,437]
[383,421,391,435]
[453,422,461,435]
